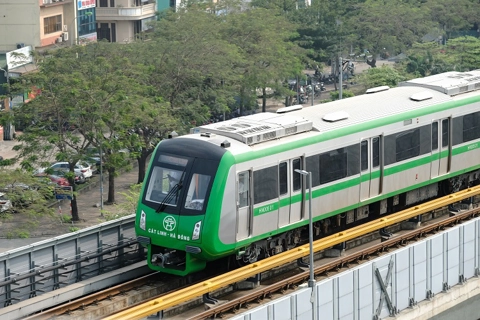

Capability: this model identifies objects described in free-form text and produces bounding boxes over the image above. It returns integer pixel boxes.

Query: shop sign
[77,0,96,10]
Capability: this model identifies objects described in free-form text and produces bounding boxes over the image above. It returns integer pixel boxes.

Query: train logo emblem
[163,216,176,231]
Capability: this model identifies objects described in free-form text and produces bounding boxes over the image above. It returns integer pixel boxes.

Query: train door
[278,158,303,227]
[431,118,451,178]
[236,170,252,240]
[439,118,451,175]
[360,136,382,201]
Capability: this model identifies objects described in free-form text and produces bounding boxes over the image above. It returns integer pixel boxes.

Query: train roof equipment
[193,112,313,146]
[398,70,480,95]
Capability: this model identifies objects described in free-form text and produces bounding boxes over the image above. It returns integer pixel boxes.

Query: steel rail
[104,185,480,320]
[187,206,480,319]
[23,271,159,320]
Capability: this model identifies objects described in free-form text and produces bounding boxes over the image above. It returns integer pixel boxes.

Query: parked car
[37,161,93,183]
[0,192,12,213]
[34,173,71,186]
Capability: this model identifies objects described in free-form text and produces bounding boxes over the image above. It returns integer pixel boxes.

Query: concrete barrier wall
[231,217,480,320]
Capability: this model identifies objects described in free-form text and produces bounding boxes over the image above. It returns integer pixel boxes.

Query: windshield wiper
[156,170,186,213]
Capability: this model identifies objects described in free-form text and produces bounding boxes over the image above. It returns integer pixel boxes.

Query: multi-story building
[96,0,156,43]
[0,0,97,52]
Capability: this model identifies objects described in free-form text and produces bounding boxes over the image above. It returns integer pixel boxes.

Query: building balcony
[96,3,156,21]
[40,0,74,7]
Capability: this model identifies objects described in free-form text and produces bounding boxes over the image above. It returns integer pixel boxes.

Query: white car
[0,192,12,213]
[37,161,94,183]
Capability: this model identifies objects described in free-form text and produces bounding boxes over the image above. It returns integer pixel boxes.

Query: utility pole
[339,57,343,100]
[0,66,13,140]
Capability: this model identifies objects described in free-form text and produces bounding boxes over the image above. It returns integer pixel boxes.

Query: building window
[44,15,62,35]
[78,9,96,37]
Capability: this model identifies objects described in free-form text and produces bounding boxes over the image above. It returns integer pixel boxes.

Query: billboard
[77,0,96,10]
[6,46,33,70]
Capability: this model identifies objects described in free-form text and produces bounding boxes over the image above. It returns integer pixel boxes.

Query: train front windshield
[143,154,216,214]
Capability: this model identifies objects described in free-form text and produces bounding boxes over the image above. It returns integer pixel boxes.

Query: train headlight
[192,221,202,240]
[140,211,146,230]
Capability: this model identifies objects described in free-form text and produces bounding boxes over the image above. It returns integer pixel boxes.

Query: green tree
[127,97,178,184]
[146,8,240,130]
[346,0,433,67]
[404,42,450,76]
[0,169,55,236]
[424,0,480,42]
[221,7,304,112]
[403,37,480,77]
[12,42,144,218]
[443,36,480,71]
[355,65,407,89]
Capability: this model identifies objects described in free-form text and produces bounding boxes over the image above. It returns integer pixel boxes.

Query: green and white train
[136,71,480,276]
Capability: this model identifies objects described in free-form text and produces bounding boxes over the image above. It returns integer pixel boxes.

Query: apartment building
[0,0,97,53]
[96,0,156,43]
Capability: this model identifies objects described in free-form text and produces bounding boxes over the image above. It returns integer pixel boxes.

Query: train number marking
[468,143,478,150]
[258,204,275,214]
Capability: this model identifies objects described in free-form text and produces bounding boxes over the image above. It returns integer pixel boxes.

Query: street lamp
[69,11,93,46]
[294,169,315,288]
[99,143,104,213]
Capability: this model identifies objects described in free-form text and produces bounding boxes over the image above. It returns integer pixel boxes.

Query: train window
[279,162,288,196]
[253,166,278,204]
[395,129,420,162]
[442,119,449,147]
[463,112,480,142]
[372,137,380,168]
[361,141,368,171]
[320,148,347,184]
[184,173,211,211]
[347,144,360,175]
[385,125,430,165]
[293,159,301,191]
[146,167,184,205]
[432,122,438,150]
[306,155,321,187]
[238,171,250,208]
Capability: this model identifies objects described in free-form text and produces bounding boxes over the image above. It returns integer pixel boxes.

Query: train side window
[395,128,420,162]
[292,158,301,191]
[238,171,250,208]
[279,162,288,196]
[361,140,368,171]
[462,112,480,142]
[442,119,449,147]
[253,166,278,204]
[320,148,347,184]
[306,154,320,187]
[432,122,438,150]
[184,173,211,211]
[372,137,380,168]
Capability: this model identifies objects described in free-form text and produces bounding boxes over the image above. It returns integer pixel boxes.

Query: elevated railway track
[19,185,480,320]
